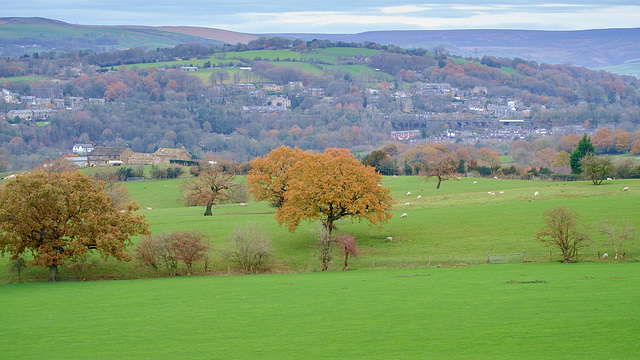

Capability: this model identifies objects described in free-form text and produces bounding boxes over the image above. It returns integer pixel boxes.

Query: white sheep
[417,195,422,199]
[494,176,498,179]
[534,192,539,196]
[240,203,249,206]
[499,191,504,194]
[602,253,609,259]
[146,207,152,210]
[489,192,495,195]
[607,177,612,181]
[401,213,408,218]
[623,187,629,191]
[407,191,411,196]
[392,175,397,179]
[386,236,393,242]
[473,181,477,184]
[404,202,410,206]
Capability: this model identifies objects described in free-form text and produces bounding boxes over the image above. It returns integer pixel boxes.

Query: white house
[72,143,95,154]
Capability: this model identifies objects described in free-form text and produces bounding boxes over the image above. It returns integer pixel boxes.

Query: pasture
[1,263,639,359]
[1,175,639,282]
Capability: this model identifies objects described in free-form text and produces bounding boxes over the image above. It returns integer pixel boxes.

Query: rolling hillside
[1,17,638,76]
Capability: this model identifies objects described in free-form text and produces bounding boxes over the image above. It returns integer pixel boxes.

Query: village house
[87,147,134,166]
[390,130,421,141]
[125,147,192,166]
[180,66,199,72]
[72,143,95,154]
[267,96,291,107]
[234,83,257,91]
[263,84,284,92]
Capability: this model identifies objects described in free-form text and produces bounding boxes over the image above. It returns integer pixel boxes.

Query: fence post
[523,250,526,263]
[427,254,431,267]
[487,251,490,264]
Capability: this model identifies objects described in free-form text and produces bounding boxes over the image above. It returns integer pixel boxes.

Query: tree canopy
[182,160,234,216]
[249,147,394,271]
[0,168,149,281]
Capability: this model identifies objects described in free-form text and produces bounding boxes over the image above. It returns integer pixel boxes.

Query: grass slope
[1,263,639,359]
[1,176,639,282]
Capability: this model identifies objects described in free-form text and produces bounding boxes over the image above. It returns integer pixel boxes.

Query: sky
[3,1,640,34]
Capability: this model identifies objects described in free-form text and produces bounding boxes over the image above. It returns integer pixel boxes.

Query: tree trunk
[320,220,333,271]
[436,176,442,189]
[49,264,60,282]
[204,204,213,216]
[343,253,350,270]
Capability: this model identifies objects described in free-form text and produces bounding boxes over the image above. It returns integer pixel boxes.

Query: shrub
[225,181,248,204]
[336,234,360,270]
[221,223,272,274]
[135,231,210,275]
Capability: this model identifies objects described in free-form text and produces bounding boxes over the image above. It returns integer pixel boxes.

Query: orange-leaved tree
[247,146,312,208]
[271,148,394,271]
[0,167,149,281]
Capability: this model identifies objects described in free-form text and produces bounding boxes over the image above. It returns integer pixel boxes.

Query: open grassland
[1,263,639,359]
[1,176,639,283]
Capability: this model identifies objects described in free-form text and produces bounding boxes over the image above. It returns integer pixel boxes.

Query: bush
[135,231,210,275]
[221,223,272,274]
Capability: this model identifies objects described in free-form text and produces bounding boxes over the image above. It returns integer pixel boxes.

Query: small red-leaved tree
[336,234,360,270]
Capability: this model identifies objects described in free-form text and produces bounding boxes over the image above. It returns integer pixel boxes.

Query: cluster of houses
[67,145,191,167]
[2,87,106,122]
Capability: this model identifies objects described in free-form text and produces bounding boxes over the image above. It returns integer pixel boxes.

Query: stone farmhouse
[88,147,191,166]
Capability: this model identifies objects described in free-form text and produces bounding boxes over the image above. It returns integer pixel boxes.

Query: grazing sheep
[240,203,249,206]
[392,175,397,179]
[417,195,422,199]
[494,176,498,179]
[489,192,495,195]
[146,207,152,210]
[499,191,504,194]
[534,192,539,196]
[473,181,477,184]
[607,177,612,181]
[407,191,411,196]
[401,213,408,218]
[404,202,410,206]
[623,187,629,191]
[603,253,609,259]
[164,185,167,188]
[456,177,462,180]
[386,236,393,242]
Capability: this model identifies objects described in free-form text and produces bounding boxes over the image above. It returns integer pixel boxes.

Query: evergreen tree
[570,134,595,174]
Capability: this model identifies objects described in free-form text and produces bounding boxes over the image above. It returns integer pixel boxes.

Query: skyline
[2,1,639,34]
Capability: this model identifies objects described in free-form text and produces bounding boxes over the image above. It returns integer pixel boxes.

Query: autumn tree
[475,147,502,173]
[580,155,614,185]
[591,127,613,153]
[182,161,234,216]
[570,134,595,174]
[420,144,459,189]
[536,206,591,263]
[266,148,393,271]
[0,168,149,281]
[247,146,311,208]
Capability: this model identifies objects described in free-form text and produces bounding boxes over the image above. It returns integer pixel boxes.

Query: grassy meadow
[1,174,640,358]
[1,175,639,282]
[1,263,639,359]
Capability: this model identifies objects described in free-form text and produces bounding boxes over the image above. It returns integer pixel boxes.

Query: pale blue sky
[3,1,639,34]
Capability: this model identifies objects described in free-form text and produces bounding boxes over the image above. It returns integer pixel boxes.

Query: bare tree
[599,219,637,260]
[536,206,591,263]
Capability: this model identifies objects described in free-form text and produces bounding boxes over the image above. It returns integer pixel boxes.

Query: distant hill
[271,28,640,70]
[0,17,257,54]
[1,17,638,76]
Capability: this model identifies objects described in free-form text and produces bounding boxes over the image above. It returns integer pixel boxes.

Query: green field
[1,263,639,359]
[2,175,640,358]
[2,176,639,282]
